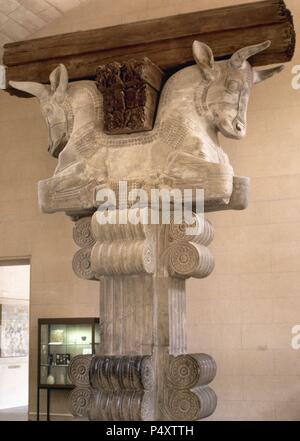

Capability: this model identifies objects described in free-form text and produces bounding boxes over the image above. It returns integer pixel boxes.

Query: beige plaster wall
[0,93,100,418]
[0,0,300,420]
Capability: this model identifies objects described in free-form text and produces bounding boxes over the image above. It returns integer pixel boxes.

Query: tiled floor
[0,406,28,421]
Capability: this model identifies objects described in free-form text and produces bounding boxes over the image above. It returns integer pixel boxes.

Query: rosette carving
[69,387,92,418]
[169,214,214,246]
[72,247,96,280]
[167,354,217,389]
[166,389,200,421]
[68,355,93,387]
[165,386,217,421]
[168,242,214,279]
[73,216,95,248]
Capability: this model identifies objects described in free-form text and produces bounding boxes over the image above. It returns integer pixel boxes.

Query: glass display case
[38,318,100,387]
[37,317,100,420]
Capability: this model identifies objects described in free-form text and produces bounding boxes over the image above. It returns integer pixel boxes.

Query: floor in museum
[0,406,28,421]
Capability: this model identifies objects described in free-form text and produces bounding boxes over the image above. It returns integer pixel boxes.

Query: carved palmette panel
[96,58,164,135]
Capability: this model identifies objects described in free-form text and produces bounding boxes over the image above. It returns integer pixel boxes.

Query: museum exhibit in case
[0,303,29,358]
[37,318,100,420]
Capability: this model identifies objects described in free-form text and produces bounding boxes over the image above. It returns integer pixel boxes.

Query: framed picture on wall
[0,303,29,357]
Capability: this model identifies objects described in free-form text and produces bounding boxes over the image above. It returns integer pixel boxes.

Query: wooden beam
[3,0,295,85]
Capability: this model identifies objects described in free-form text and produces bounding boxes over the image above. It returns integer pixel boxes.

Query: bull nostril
[236,122,243,132]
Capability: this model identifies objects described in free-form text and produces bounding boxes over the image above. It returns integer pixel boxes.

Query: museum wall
[0,87,100,418]
[0,0,300,420]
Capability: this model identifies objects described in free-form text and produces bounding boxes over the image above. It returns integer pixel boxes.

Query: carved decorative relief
[164,353,217,420]
[169,215,214,246]
[68,352,217,421]
[9,36,286,423]
[69,387,92,418]
[68,354,93,387]
[96,58,164,134]
[89,356,153,391]
[69,354,154,421]
[166,212,215,279]
[88,390,153,421]
[91,240,155,276]
[72,247,95,280]
[73,217,96,248]
[165,386,217,421]
[67,212,218,420]
[167,354,217,389]
[168,242,214,279]
[9,41,283,215]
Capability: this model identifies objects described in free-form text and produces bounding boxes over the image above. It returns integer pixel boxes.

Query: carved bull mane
[10,40,283,215]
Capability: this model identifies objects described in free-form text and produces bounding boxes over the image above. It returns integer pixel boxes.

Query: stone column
[69,210,217,421]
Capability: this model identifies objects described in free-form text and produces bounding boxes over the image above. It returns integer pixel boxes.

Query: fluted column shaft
[69,211,217,420]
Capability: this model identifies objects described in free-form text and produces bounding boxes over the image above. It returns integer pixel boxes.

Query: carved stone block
[96,58,164,134]
[8,36,287,423]
[68,352,217,421]
[10,41,284,216]
[69,212,218,420]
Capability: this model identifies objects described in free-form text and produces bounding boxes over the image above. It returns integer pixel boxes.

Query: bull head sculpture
[8,40,284,179]
[8,40,285,215]
[193,40,284,139]
[10,64,70,158]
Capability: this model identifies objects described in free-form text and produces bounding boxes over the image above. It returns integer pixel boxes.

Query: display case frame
[36,317,99,421]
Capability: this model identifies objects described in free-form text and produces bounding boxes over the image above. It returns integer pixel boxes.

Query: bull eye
[44,104,53,114]
[227,80,239,92]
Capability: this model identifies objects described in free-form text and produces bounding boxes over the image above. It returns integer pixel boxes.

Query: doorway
[0,260,30,418]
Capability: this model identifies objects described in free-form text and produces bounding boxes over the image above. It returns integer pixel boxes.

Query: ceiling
[0,0,89,60]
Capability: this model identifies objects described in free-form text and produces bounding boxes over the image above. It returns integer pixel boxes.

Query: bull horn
[9,80,49,100]
[230,40,271,69]
[50,64,68,102]
[253,65,284,84]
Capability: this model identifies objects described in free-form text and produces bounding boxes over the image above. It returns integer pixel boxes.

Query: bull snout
[48,133,68,158]
[218,116,246,140]
[235,121,243,133]
[48,143,61,158]
[233,119,246,137]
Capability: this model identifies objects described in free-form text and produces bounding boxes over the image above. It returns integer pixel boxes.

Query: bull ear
[253,65,284,84]
[49,64,68,103]
[193,41,215,81]
[9,80,49,100]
